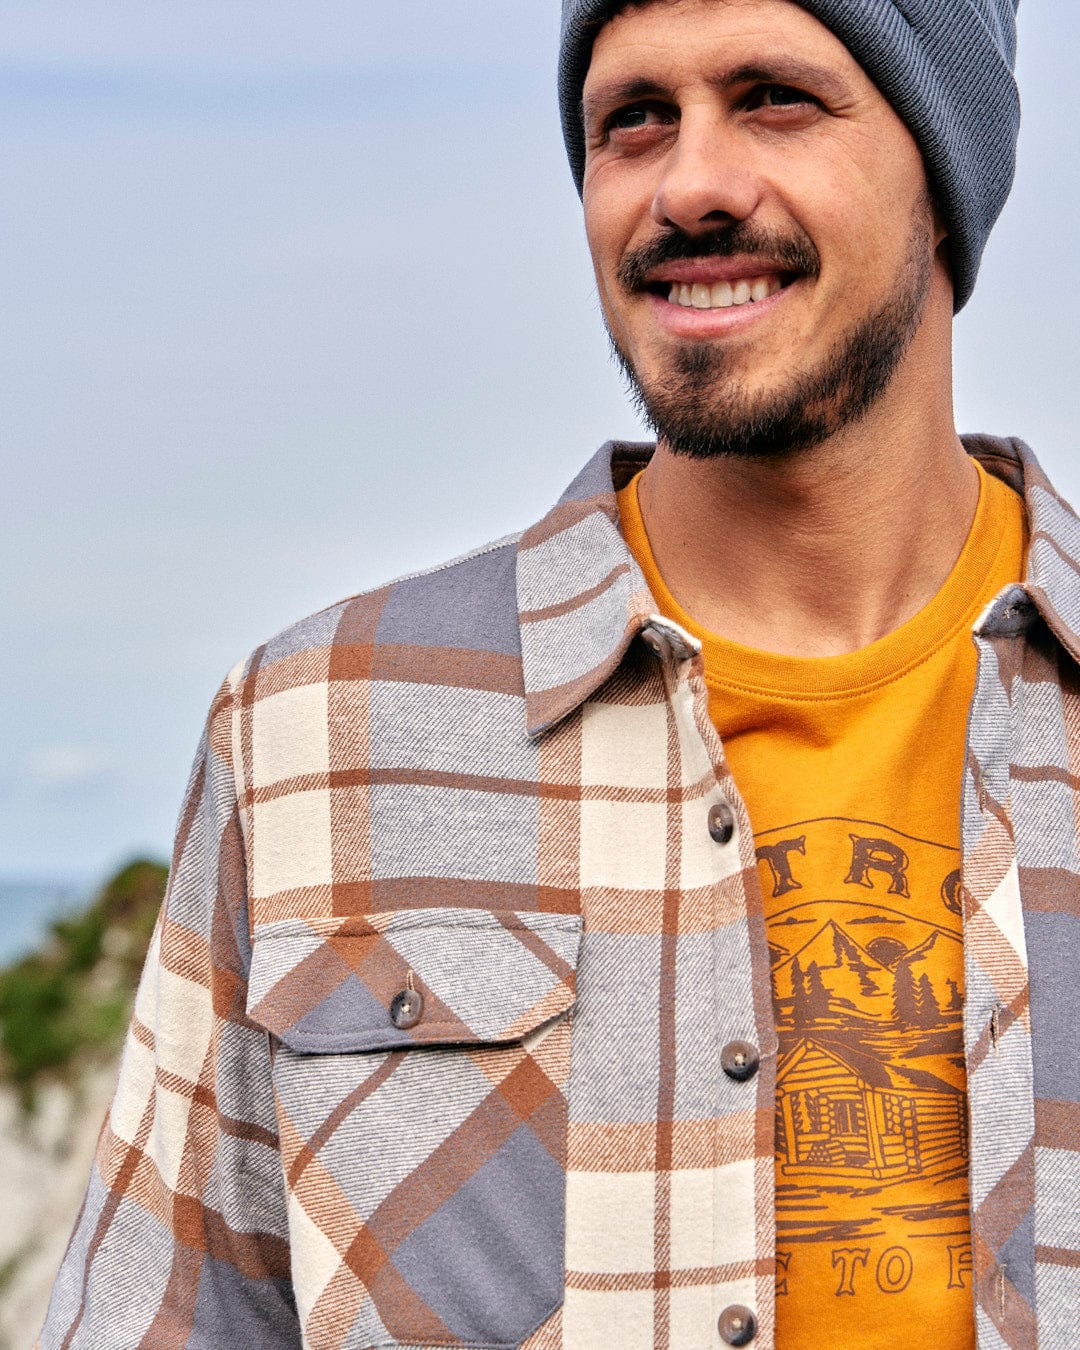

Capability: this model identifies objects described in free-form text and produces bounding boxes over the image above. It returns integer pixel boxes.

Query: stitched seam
[283,1001,575,1051]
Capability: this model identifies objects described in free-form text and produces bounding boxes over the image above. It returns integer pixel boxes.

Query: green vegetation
[0,859,168,1111]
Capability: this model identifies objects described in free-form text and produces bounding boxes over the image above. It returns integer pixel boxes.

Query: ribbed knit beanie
[559,0,1020,310]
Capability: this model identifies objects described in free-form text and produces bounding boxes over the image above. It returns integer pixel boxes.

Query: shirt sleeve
[38,676,300,1348]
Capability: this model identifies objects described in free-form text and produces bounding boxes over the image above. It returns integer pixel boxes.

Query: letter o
[876,1246,913,1294]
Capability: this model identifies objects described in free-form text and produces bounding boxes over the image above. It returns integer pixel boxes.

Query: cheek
[804,189,907,285]
[816,138,930,267]
[583,171,618,248]
[583,201,627,307]
[583,164,654,283]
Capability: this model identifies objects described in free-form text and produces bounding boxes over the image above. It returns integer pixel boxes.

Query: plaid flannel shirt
[40,435,1080,1350]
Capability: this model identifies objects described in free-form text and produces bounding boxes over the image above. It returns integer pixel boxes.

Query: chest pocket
[247,907,582,1350]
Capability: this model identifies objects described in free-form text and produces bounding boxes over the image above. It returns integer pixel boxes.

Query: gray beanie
[559,0,1020,310]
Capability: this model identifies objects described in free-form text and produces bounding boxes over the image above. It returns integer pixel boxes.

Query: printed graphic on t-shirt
[758,817,973,1321]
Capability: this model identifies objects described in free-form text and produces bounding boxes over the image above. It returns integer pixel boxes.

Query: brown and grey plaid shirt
[41,436,1080,1349]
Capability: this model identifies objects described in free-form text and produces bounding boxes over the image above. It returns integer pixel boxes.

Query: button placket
[665,649,764,1348]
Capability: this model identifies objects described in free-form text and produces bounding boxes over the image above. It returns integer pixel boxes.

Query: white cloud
[26,745,107,789]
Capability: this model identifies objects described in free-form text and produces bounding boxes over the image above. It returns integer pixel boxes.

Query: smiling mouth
[653,273,792,311]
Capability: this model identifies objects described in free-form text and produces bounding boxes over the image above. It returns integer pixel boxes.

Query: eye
[605,101,675,134]
[748,83,817,110]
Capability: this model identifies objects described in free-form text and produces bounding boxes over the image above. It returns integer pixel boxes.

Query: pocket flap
[247,907,582,1052]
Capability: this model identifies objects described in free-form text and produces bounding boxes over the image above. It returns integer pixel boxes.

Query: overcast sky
[4,2,1079,882]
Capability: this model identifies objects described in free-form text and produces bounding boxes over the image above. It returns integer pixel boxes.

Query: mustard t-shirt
[618,461,1026,1349]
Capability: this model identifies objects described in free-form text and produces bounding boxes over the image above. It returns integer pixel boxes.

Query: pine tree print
[915,972,942,1027]
[892,958,920,1026]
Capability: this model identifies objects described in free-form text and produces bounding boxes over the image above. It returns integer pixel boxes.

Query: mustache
[617,222,821,291]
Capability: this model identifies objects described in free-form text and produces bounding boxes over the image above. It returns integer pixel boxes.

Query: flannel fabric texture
[40,435,1080,1349]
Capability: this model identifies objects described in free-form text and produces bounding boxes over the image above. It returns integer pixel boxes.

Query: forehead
[586,0,862,94]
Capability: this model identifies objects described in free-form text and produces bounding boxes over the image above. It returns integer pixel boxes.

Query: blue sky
[4,2,1080,883]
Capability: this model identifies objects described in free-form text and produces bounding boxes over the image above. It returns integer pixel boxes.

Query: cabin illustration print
[757,818,973,1312]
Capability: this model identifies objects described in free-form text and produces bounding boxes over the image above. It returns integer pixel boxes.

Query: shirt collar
[517,434,1080,737]
[967,434,1080,663]
[517,440,659,737]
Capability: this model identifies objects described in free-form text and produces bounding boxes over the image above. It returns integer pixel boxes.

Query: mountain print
[755,818,972,1281]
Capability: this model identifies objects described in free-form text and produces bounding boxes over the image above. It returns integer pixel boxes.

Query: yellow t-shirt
[618,462,1026,1349]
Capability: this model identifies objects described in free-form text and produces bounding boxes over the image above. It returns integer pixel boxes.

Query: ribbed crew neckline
[620,462,1021,702]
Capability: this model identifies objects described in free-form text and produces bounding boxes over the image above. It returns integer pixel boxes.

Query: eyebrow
[582,57,854,128]
[725,59,852,102]
[583,77,670,129]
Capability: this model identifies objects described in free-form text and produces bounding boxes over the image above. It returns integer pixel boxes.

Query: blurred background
[2,1,1078,1341]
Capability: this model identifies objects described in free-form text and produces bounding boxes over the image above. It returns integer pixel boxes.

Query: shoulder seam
[251,531,524,661]
[220,528,526,699]
[369,530,522,589]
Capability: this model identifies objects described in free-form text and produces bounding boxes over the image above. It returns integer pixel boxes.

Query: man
[39,0,1079,1347]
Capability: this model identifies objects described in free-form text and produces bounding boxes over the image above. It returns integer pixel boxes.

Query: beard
[607,207,934,460]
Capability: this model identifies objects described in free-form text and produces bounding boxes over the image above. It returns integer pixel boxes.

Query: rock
[0,1064,118,1348]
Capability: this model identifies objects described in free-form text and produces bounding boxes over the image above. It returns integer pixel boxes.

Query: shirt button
[721,1041,760,1082]
[640,624,673,662]
[708,801,736,844]
[718,1305,757,1346]
[390,989,424,1029]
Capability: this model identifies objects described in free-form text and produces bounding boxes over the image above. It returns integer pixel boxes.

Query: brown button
[718,1304,756,1346]
[640,625,673,662]
[708,801,736,845]
[721,1041,759,1082]
[390,988,424,1030]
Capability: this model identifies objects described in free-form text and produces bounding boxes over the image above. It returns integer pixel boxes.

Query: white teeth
[710,281,734,308]
[666,275,781,311]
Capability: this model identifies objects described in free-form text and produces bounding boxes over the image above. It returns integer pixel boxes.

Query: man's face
[581,0,948,459]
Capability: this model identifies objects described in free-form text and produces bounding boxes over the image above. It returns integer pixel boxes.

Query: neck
[636,330,977,658]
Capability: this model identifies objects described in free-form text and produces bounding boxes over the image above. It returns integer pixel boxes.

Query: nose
[650,111,762,234]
